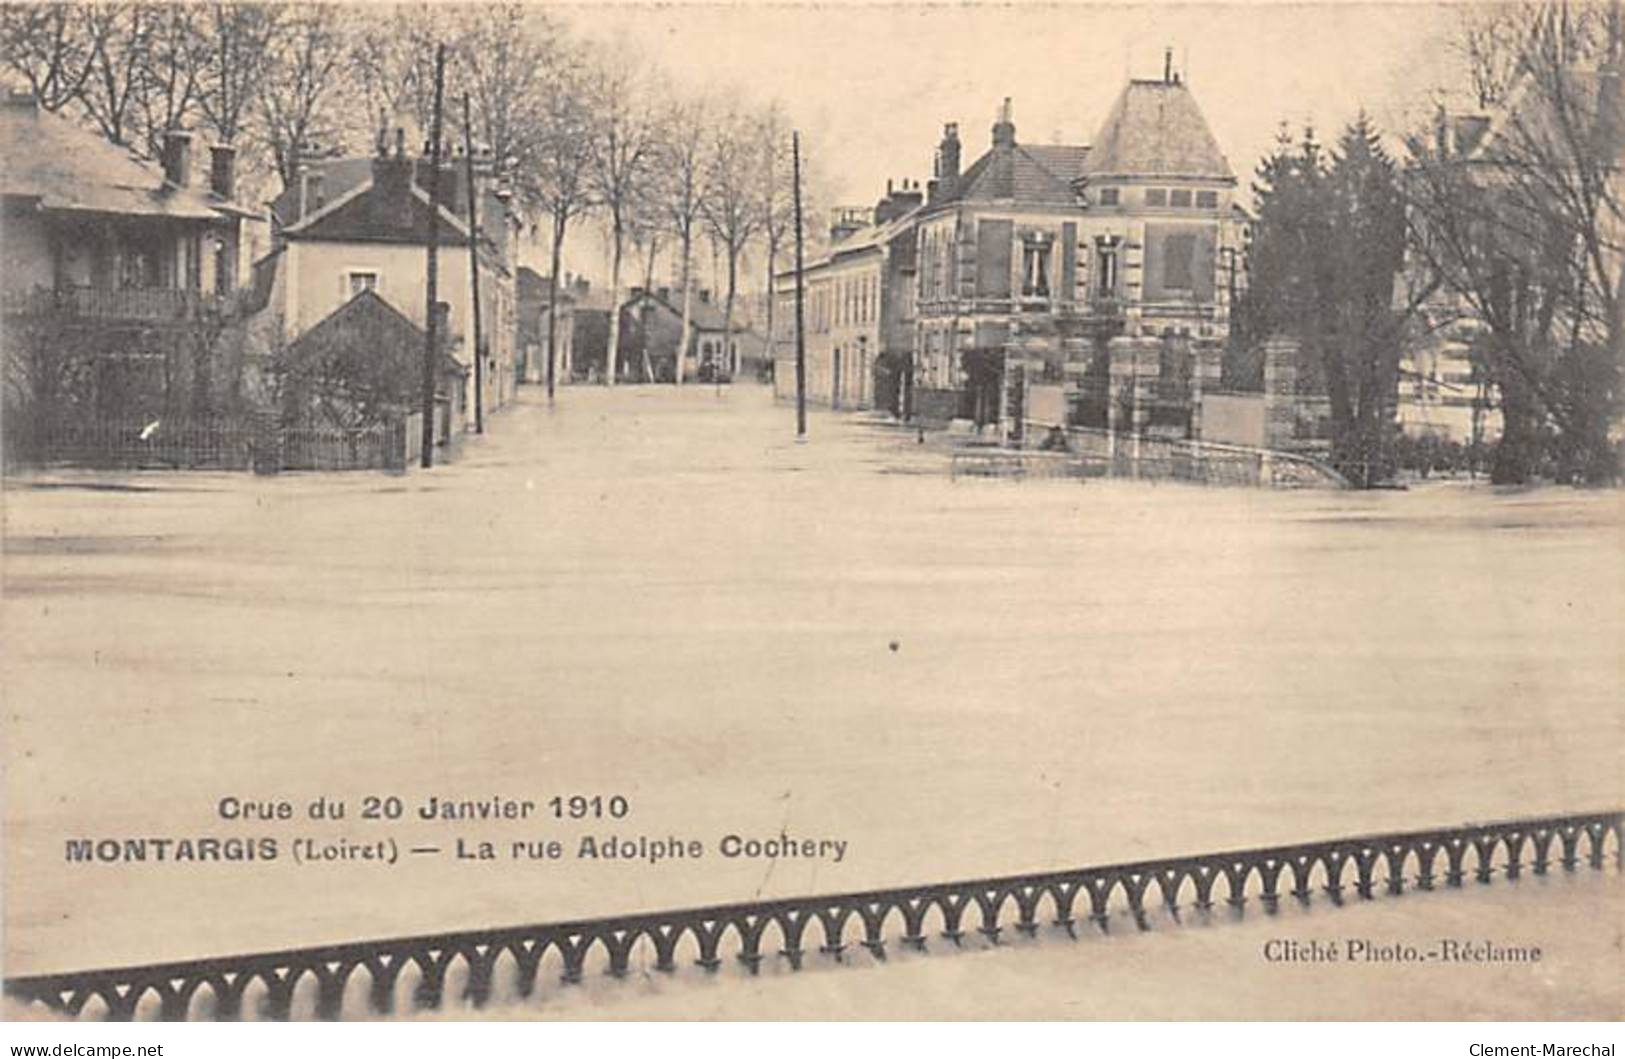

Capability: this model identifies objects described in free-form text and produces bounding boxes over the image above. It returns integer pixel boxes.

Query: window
[348,271,378,297]
[1145,188,1167,207]
[1095,239,1119,298]
[1169,189,1192,208]
[1022,244,1051,298]
[1097,187,1119,206]
[1195,190,1219,209]
[1162,233,1196,290]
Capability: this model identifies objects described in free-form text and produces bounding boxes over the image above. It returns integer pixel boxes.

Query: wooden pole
[462,92,484,435]
[420,43,446,468]
[793,130,807,438]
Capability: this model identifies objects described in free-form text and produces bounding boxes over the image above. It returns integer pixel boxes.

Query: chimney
[1164,46,1174,84]
[939,122,961,180]
[161,129,193,187]
[208,144,236,200]
[991,98,1015,148]
[372,134,414,229]
[874,178,924,225]
[305,169,325,213]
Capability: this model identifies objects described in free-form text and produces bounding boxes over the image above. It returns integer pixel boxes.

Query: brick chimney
[161,129,193,187]
[372,128,414,229]
[874,178,924,225]
[939,122,961,180]
[208,144,236,200]
[991,98,1015,148]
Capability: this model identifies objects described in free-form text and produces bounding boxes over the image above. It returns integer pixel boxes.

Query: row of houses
[515,273,754,386]
[772,65,1251,446]
[1,90,521,469]
[770,57,1623,458]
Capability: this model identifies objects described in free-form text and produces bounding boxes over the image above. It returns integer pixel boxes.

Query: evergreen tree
[1233,117,1408,485]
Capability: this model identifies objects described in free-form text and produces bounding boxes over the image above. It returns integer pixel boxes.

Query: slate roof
[281,175,477,249]
[287,288,464,378]
[1084,79,1234,181]
[943,141,1088,205]
[0,97,237,221]
[268,157,373,229]
[627,289,745,332]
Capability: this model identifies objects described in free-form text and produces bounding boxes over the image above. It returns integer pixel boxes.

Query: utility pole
[462,92,484,435]
[793,130,807,438]
[420,42,446,469]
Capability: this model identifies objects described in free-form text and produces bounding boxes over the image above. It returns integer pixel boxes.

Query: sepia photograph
[0,0,1621,1031]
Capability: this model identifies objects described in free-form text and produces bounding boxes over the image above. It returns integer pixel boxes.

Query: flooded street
[4,383,1622,1004]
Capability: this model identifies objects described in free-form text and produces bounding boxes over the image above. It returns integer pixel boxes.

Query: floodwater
[3,384,1621,1013]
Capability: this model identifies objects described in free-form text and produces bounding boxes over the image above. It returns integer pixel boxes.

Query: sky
[528,2,1474,285]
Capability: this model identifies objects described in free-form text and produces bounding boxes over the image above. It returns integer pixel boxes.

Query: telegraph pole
[462,92,484,435]
[792,130,807,438]
[420,42,446,469]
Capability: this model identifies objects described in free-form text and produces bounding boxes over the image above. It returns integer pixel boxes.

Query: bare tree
[78,3,149,149]
[586,46,658,386]
[349,4,449,146]
[702,104,762,381]
[511,39,596,400]
[1406,1,1624,483]
[196,2,280,146]
[754,101,796,372]
[0,2,98,112]
[257,3,349,190]
[655,93,713,387]
[449,4,557,179]
[129,3,209,159]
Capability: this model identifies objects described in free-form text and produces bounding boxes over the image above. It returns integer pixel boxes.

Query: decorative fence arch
[7,810,1618,1021]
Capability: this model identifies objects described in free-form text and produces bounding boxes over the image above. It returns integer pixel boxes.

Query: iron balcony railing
[4,809,1618,1021]
[1,285,233,323]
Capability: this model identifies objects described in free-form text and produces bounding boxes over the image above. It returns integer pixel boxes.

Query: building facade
[772,184,921,411]
[260,126,518,424]
[911,76,1244,438]
[1,90,257,450]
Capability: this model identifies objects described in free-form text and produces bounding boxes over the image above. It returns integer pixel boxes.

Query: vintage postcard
[1,0,1621,1026]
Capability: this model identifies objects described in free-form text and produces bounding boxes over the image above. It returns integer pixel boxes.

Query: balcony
[2,285,234,324]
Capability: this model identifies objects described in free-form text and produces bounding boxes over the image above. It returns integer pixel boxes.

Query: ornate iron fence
[6,810,1618,1021]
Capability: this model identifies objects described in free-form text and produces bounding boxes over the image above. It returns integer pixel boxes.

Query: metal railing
[1,285,232,323]
[1018,422,1350,489]
[5,810,1618,1021]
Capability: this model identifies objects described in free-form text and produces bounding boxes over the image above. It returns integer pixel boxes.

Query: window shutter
[1060,222,1077,304]
[975,219,1013,299]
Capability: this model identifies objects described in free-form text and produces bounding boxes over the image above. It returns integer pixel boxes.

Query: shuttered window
[975,219,1013,299]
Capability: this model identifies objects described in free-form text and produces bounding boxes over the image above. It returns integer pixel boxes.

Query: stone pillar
[1189,338,1224,442]
[1108,336,1159,471]
[1262,336,1300,451]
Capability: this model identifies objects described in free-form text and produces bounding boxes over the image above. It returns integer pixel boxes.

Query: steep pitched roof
[282,177,474,247]
[0,98,232,220]
[626,289,745,333]
[287,288,464,378]
[946,141,1087,205]
[1084,79,1234,181]
[268,157,374,229]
